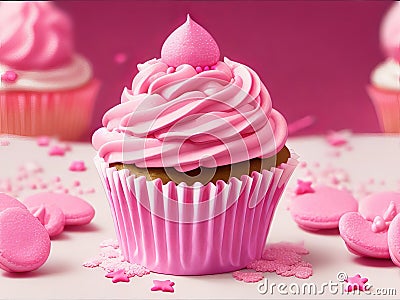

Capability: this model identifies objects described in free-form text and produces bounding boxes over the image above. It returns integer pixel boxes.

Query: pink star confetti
[232,271,264,283]
[295,180,315,195]
[69,160,86,172]
[48,145,66,156]
[37,136,50,147]
[1,70,18,83]
[345,274,369,292]
[105,269,130,283]
[151,280,175,293]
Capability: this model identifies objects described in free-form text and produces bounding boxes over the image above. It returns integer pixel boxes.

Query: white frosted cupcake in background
[367,2,400,133]
[0,2,100,140]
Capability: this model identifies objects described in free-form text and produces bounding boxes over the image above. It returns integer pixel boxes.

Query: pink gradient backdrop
[56,1,392,141]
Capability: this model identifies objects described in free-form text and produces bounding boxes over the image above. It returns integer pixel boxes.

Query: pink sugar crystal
[232,271,264,283]
[246,242,312,280]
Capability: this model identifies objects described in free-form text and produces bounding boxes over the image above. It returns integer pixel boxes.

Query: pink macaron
[339,212,390,259]
[359,192,400,221]
[388,214,400,267]
[290,185,358,231]
[28,204,65,238]
[24,192,95,226]
[0,207,51,272]
[0,193,27,212]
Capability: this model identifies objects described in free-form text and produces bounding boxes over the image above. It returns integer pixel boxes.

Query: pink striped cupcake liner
[0,79,100,140]
[95,152,298,275]
[367,85,400,133]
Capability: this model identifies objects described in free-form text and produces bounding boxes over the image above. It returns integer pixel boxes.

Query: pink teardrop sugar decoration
[161,14,220,68]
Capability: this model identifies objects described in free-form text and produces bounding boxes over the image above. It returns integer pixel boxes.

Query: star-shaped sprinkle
[295,180,315,195]
[151,280,175,293]
[1,70,18,83]
[345,274,368,292]
[105,269,130,283]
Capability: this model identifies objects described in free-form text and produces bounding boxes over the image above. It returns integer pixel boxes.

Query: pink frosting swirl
[92,58,287,172]
[0,2,74,70]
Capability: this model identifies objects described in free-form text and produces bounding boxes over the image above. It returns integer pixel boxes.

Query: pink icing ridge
[161,15,220,68]
[0,2,74,70]
[93,57,287,171]
[380,2,400,62]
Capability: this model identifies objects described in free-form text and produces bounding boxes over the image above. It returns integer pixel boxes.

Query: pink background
[56,1,393,141]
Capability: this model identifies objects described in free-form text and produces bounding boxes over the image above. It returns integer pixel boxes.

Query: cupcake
[367,2,400,133]
[93,15,298,275]
[0,2,100,140]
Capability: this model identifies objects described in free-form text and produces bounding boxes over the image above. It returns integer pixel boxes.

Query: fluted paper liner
[367,85,400,133]
[0,79,100,140]
[95,152,298,275]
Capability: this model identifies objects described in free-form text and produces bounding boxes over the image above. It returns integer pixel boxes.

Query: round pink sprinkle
[204,66,210,71]
[30,184,38,190]
[37,136,50,147]
[73,180,80,187]
[48,145,66,156]
[114,52,127,64]
[195,66,202,73]
[166,67,175,74]
[86,188,95,194]
[1,70,18,83]
[211,65,217,70]
[69,161,87,172]
[53,176,61,183]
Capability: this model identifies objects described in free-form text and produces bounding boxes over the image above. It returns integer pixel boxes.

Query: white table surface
[0,133,399,299]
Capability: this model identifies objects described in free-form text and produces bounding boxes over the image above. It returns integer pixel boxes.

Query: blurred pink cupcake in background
[367,2,400,133]
[0,2,100,140]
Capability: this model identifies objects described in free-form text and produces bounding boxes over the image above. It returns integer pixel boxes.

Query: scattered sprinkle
[151,280,175,293]
[37,136,50,147]
[48,145,66,156]
[295,180,315,195]
[345,274,369,292]
[105,269,130,283]
[69,160,87,172]
[1,70,18,83]
[325,130,350,147]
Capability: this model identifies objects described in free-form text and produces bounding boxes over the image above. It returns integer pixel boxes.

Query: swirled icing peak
[161,14,220,68]
[0,1,74,70]
[380,2,400,62]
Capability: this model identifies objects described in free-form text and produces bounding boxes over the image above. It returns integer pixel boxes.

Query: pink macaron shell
[290,185,358,231]
[388,214,400,267]
[359,192,400,221]
[28,204,65,238]
[23,192,94,226]
[339,212,390,259]
[0,207,51,272]
[0,193,27,212]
